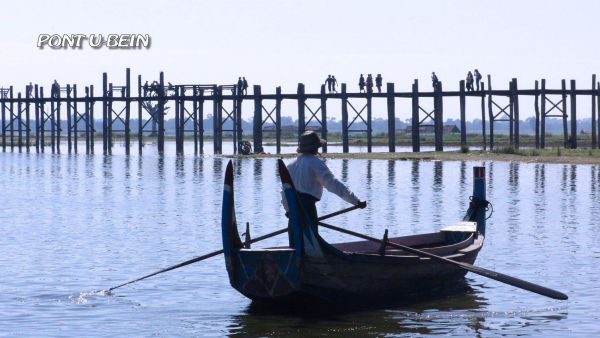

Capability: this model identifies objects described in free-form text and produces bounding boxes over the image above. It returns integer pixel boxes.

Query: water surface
[0,152,598,336]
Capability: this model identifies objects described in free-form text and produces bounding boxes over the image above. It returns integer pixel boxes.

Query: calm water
[0,151,598,336]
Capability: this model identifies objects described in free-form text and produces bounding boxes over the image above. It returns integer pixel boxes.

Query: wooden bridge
[1,68,598,155]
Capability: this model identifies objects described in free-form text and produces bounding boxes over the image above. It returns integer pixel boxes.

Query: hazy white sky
[1,0,599,120]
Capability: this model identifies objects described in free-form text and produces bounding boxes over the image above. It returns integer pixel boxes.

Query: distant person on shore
[242,77,248,95]
[375,74,383,93]
[325,75,332,93]
[466,71,474,91]
[366,74,374,93]
[331,76,338,93]
[474,69,482,91]
[282,131,366,241]
[431,72,439,89]
[359,74,365,93]
[237,77,243,95]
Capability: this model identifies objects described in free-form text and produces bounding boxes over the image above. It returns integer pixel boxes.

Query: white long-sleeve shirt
[281,154,360,211]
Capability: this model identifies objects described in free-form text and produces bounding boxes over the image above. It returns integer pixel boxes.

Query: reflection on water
[0,154,597,336]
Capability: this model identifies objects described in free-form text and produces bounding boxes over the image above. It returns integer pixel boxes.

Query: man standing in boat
[282,131,366,240]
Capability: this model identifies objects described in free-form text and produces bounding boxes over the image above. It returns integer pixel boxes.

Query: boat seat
[441,221,476,233]
[441,221,476,244]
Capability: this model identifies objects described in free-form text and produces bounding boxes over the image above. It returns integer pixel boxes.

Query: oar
[105,227,288,292]
[318,221,568,300]
[105,205,360,292]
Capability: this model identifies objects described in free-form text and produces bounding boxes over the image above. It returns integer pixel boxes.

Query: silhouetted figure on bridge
[431,72,439,89]
[26,82,33,97]
[237,77,243,95]
[143,81,149,96]
[331,76,338,93]
[359,74,365,93]
[51,80,60,98]
[325,75,333,92]
[242,77,248,95]
[375,74,383,93]
[474,69,482,91]
[466,71,474,92]
[366,74,374,93]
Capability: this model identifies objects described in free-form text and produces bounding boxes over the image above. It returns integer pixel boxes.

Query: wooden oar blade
[464,264,568,300]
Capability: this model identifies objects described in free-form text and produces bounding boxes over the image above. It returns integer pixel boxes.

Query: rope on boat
[469,196,493,220]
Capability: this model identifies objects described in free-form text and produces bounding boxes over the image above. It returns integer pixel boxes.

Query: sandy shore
[222,150,600,165]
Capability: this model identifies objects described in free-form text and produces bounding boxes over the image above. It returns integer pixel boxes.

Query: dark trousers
[288,192,319,247]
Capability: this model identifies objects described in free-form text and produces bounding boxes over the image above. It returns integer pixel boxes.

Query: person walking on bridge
[375,74,383,93]
[242,77,248,95]
[431,72,439,89]
[359,74,365,93]
[282,131,366,241]
[474,69,482,91]
[325,75,332,93]
[331,76,338,93]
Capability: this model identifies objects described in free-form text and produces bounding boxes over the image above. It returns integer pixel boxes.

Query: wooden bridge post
[85,86,91,153]
[253,85,263,153]
[297,83,305,139]
[73,85,78,153]
[175,86,181,154]
[90,85,95,153]
[411,79,420,152]
[561,79,568,148]
[320,84,328,153]
[540,79,547,148]
[235,88,243,154]
[434,82,443,151]
[275,86,282,154]
[198,89,205,154]
[158,72,165,154]
[512,78,520,149]
[50,86,55,153]
[108,83,113,154]
[487,75,494,150]
[17,93,22,151]
[102,72,108,154]
[598,81,600,148]
[40,87,45,153]
[386,82,396,152]
[56,86,61,154]
[534,80,540,149]
[137,75,143,154]
[366,88,372,153]
[212,85,219,154]
[34,85,40,152]
[459,80,466,147]
[25,86,31,151]
[570,79,577,149]
[508,80,514,148]
[67,84,72,153]
[480,82,486,151]
[10,87,14,151]
[341,83,349,153]
[125,68,131,155]
[1,88,5,151]
[192,87,198,155]
[591,74,597,149]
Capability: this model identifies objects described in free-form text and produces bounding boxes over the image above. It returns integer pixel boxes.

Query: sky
[1,0,599,121]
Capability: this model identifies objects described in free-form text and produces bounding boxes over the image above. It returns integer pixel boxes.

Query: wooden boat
[221,160,489,305]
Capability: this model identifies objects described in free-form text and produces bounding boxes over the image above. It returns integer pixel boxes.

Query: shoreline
[222,149,600,165]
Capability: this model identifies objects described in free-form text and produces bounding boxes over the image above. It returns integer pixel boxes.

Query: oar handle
[318,221,568,300]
